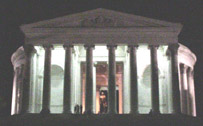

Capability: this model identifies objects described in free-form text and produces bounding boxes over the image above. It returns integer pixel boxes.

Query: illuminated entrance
[81,62,123,114]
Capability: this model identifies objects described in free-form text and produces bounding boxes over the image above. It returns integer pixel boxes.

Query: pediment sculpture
[81,16,124,27]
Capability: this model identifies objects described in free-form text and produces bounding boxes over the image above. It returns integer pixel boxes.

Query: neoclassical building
[11,8,196,116]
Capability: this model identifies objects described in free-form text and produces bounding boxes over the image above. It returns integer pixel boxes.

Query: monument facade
[11,8,196,116]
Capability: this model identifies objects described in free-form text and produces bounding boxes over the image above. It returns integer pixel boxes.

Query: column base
[19,111,29,115]
[107,110,117,115]
[63,111,72,114]
[40,108,50,114]
[84,109,93,115]
[63,107,72,114]
[149,109,160,115]
[130,110,139,115]
[171,110,182,115]
[20,110,30,115]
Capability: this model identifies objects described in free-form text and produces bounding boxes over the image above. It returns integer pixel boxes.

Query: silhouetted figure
[79,105,83,114]
[74,104,80,114]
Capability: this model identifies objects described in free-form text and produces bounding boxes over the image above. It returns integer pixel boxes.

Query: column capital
[148,44,159,49]
[63,44,73,49]
[168,44,180,52]
[84,44,95,49]
[128,45,139,48]
[127,45,139,53]
[186,67,192,75]
[107,45,117,49]
[23,44,36,55]
[180,64,188,74]
[43,44,54,49]
[191,70,194,76]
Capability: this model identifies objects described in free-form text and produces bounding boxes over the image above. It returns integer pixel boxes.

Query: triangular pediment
[21,8,182,45]
[21,8,181,30]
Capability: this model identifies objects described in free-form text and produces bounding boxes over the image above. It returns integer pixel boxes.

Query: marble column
[149,45,160,114]
[14,67,21,114]
[41,44,53,114]
[190,70,196,116]
[128,45,139,114]
[186,67,192,115]
[17,65,24,114]
[63,45,73,114]
[84,45,94,114]
[168,44,181,114]
[107,45,117,114]
[180,64,188,114]
[21,44,35,114]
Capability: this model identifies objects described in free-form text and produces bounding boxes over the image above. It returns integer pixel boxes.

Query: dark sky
[0,0,202,117]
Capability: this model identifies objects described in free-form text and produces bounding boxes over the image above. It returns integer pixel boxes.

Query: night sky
[0,0,202,117]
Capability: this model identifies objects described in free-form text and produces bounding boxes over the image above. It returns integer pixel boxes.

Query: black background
[0,0,202,117]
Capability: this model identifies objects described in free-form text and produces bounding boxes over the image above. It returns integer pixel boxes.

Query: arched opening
[50,65,64,113]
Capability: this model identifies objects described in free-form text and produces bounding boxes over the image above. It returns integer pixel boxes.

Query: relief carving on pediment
[81,16,124,27]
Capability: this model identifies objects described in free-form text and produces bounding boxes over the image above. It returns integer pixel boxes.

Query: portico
[11,8,196,116]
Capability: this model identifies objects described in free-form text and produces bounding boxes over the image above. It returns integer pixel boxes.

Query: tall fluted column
[21,44,35,114]
[84,45,94,114]
[149,45,160,114]
[41,44,53,114]
[168,44,181,114]
[63,45,73,114]
[128,45,139,114]
[107,45,117,114]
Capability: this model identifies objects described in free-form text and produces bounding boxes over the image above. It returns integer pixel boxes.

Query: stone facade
[11,8,196,116]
